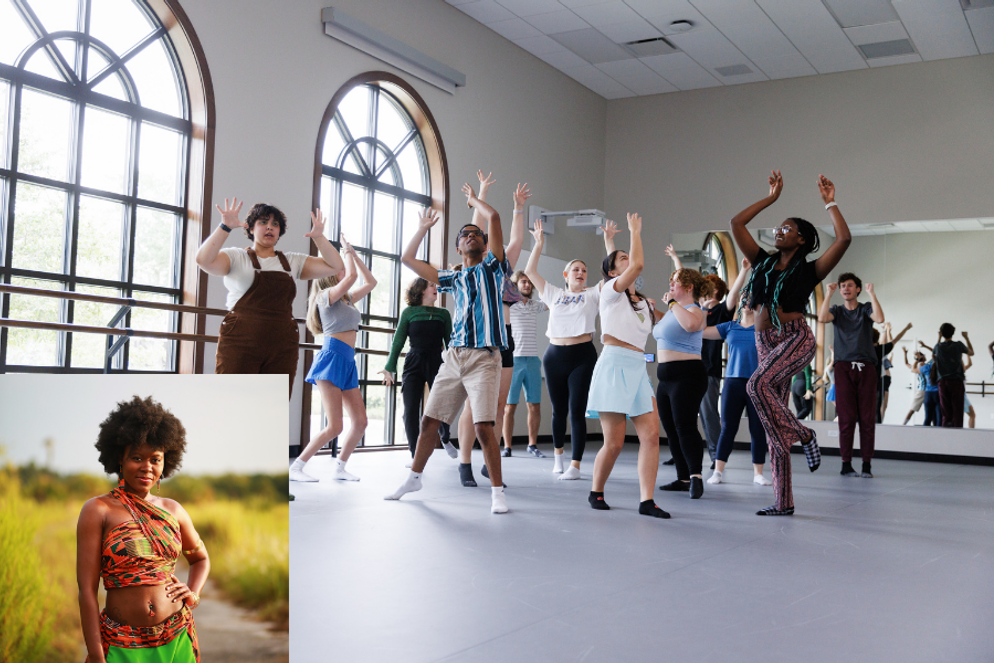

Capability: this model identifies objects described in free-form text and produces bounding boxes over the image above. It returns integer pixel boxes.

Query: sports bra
[318,293,362,334]
[101,484,181,589]
[652,303,703,354]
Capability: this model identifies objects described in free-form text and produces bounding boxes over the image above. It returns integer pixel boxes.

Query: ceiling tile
[456,1,516,24]
[446,0,477,5]
[948,219,983,230]
[922,220,955,231]
[572,1,644,26]
[595,58,679,94]
[822,0,900,28]
[563,64,638,97]
[624,0,714,33]
[597,18,663,43]
[757,0,868,73]
[487,17,544,40]
[512,34,572,56]
[894,0,979,60]
[640,52,723,89]
[535,48,592,69]
[667,27,770,83]
[525,9,592,34]
[495,0,568,18]
[551,27,636,62]
[559,0,613,7]
[844,21,911,45]
[866,52,923,66]
[966,6,994,53]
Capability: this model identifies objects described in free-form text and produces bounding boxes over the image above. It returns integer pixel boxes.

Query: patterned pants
[747,319,816,511]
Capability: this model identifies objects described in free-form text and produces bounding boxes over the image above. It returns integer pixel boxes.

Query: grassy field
[0,464,289,663]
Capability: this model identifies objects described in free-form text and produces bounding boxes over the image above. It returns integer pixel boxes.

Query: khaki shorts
[423,347,502,425]
[909,389,925,412]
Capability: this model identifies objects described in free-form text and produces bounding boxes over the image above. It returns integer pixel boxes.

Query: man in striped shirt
[385,182,512,514]
[503,271,548,458]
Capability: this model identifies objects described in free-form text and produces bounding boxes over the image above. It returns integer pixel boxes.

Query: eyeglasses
[459,229,484,239]
[774,225,795,235]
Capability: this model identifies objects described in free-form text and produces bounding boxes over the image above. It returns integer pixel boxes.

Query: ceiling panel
[559,0,615,7]
[822,0,901,28]
[534,48,592,69]
[624,0,715,33]
[572,1,645,27]
[551,27,635,62]
[894,0,979,60]
[640,52,723,90]
[487,17,544,40]
[512,34,574,56]
[668,28,770,83]
[595,58,679,94]
[456,0,516,24]
[866,52,923,66]
[966,6,994,53]
[948,218,983,230]
[597,18,664,43]
[921,220,956,231]
[758,0,868,73]
[446,0,477,5]
[844,21,912,44]
[525,9,591,34]
[494,0,567,17]
[563,63,637,98]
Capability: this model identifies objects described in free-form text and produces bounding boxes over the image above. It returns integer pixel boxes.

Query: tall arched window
[307,72,447,450]
[0,0,213,373]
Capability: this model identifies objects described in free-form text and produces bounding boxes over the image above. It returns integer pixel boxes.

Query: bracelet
[219,223,232,233]
[513,209,523,215]
[825,202,838,210]
[668,300,678,309]
[187,592,201,609]
[183,540,203,555]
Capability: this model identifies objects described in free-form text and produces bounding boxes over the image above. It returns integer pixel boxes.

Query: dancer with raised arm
[378,278,454,463]
[586,213,670,519]
[932,323,974,428]
[524,220,601,479]
[730,171,851,515]
[195,200,345,397]
[385,182,512,514]
[503,270,548,458]
[902,347,928,425]
[289,235,377,482]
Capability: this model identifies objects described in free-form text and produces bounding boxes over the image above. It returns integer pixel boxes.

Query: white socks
[553,455,564,474]
[707,470,723,485]
[558,465,581,481]
[384,471,422,500]
[442,440,458,459]
[491,486,508,513]
[333,458,359,482]
[753,474,772,486]
[289,458,318,483]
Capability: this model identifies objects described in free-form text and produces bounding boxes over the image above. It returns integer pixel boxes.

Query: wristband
[187,592,201,609]
[668,300,678,309]
[825,202,838,210]
[219,223,232,233]
[513,209,523,214]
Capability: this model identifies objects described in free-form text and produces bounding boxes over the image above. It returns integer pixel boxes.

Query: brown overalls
[215,248,299,398]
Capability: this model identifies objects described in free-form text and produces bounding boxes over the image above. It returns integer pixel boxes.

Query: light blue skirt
[306,337,359,390]
[586,345,654,418]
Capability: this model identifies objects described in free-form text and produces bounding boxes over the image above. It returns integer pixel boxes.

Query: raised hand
[340,233,356,256]
[664,243,677,259]
[602,219,620,241]
[741,257,751,270]
[214,198,247,229]
[768,170,783,201]
[418,207,440,231]
[477,170,495,198]
[378,370,395,386]
[531,218,544,243]
[305,209,326,239]
[827,282,838,295]
[513,183,531,208]
[884,321,892,331]
[865,282,874,294]
[626,212,642,234]
[818,174,835,205]
[462,183,478,208]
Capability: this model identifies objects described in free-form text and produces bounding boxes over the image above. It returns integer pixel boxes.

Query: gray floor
[291,446,994,663]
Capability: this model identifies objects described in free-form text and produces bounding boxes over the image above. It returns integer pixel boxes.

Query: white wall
[181,0,607,445]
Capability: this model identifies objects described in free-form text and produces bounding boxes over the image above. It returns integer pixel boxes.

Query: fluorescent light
[322,7,466,94]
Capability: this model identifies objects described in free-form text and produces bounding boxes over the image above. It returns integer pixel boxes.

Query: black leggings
[543,342,597,462]
[401,349,450,456]
[656,360,709,480]
[716,377,767,465]
[791,378,812,420]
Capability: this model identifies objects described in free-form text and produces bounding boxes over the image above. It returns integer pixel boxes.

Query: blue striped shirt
[438,250,510,349]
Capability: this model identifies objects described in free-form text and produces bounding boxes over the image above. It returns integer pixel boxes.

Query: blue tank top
[652,303,703,354]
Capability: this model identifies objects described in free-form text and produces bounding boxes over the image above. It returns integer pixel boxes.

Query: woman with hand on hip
[524,219,600,480]
[289,235,377,482]
[730,171,851,515]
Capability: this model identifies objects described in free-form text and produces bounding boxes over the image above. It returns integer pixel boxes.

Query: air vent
[624,37,678,57]
[714,64,753,77]
[858,39,916,59]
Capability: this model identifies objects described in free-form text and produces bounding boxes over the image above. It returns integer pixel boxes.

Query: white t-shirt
[508,298,548,357]
[540,283,600,340]
[220,248,308,310]
[599,277,653,351]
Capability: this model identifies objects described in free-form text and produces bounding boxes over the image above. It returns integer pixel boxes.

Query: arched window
[0,0,213,373]
[306,72,448,450]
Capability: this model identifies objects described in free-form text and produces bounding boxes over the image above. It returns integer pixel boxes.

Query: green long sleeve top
[792,365,813,390]
[384,305,452,374]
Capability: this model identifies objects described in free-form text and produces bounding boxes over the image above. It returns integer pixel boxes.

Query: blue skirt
[306,337,359,390]
[586,345,655,418]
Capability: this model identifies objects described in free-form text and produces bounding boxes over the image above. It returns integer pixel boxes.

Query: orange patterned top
[101,482,181,589]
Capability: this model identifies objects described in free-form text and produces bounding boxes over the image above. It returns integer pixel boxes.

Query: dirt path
[194,581,288,663]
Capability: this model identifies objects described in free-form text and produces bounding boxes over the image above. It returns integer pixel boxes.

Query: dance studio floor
[291,446,994,663]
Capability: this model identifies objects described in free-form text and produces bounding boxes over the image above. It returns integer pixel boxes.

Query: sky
[0,374,288,475]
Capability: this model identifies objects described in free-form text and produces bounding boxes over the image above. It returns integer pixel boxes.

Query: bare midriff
[550,333,592,346]
[603,334,642,353]
[753,306,806,332]
[658,349,701,363]
[331,330,357,347]
[105,584,183,627]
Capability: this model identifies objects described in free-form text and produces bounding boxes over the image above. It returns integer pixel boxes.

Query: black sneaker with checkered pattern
[756,505,794,516]
[801,429,820,472]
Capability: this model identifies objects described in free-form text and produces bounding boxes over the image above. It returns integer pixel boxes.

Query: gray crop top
[319,292,361,334]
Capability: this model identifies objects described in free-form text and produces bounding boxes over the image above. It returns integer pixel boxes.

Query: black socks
[756,505,794,516]
[589,491,610,510]
[660,479,690,492]
[639,499,670,519]
[689,477,704,499]
[861,462,873,478]
[841,461,858,477]
[459,463,477,487]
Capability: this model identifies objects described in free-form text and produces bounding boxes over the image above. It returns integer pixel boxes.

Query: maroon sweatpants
[834,361,878,463]
[937,379,965,428]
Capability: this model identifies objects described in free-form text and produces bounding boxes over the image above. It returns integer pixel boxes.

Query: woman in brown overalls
[195,198,345,398]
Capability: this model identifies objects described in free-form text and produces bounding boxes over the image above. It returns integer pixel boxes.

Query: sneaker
[502,448,512,458]
[753,474,772,486]
[333,468,360,482]
[290,467,319,483]
[442,440,458,459]
[801,429,821,472]
[706,470,723,485]
[756,505,794,516]
[689,477,704,499]
[660,479,690,492]
[527,445,545,458]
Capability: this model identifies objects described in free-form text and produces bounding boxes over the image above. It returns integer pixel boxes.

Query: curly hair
[703,273,727,301]
[671,268,715,300]
[245,203,288,241]
[511,271,533,298]
[405,278,431,307]
[95,396,187,479]
[838,272,862,291]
